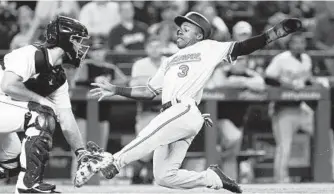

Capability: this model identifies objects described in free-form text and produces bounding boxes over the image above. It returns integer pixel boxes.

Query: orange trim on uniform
[225,41,236,64]
[120,105,191,154]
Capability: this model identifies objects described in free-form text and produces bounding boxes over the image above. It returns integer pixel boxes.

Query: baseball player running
[87,12,301,192]
[0,16,111,193]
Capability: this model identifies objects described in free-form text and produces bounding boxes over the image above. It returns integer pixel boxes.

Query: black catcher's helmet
[46,15,90,67]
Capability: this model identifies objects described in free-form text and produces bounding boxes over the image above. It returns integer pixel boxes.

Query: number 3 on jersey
[178,64,189,78]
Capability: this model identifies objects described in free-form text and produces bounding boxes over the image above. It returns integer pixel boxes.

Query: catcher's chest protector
[24,44,66,97]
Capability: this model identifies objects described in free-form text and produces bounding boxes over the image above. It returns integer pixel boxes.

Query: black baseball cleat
[15,182,60,193]
[208,164,242,193]
[101,162,119,179]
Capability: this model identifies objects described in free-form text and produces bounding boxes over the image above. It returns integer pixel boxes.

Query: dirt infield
[1,183,334,194]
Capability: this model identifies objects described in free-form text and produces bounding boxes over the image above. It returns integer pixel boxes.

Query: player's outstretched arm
[90,80,156,101]
[230,18,302,59]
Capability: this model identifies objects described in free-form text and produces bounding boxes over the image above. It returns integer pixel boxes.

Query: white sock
[205,169,223,190]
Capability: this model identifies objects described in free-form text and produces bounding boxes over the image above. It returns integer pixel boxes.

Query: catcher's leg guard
[16,110,59,193]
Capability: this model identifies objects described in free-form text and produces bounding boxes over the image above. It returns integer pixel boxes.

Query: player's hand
[202,113,213,128]
[90,80,116,101]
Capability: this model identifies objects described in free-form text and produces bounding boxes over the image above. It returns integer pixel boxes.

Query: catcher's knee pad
[20,110,56,188]
[24,108,57,135]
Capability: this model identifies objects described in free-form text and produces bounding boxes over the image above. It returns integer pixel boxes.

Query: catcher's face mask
[70,34,90,62]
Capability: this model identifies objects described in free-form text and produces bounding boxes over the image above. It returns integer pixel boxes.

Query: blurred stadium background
[1,0,334,193]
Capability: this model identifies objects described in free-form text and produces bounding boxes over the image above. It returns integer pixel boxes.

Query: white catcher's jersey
[0,45,71,109]
[148,39,235,104]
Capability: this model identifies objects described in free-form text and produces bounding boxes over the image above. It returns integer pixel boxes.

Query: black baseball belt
[160,99,199,112]
[160,100,178,112]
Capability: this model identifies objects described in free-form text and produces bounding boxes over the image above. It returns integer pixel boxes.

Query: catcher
[0,16,111,193]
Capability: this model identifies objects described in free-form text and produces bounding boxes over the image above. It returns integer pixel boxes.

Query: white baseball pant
[112,98,220,189]
[0,95,38,168]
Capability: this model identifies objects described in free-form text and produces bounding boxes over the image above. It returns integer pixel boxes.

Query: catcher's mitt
[74,141,114,188]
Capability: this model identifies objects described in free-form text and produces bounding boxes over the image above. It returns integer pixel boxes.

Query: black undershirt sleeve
[230,33,268,60]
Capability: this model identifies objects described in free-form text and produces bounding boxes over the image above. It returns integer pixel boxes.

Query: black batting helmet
[46,15,90,67]
[174,12,212,39]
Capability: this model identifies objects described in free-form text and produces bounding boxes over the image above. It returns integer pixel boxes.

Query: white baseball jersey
[0,45,71,109]
[148,39,235,104]
[265,51,312,85]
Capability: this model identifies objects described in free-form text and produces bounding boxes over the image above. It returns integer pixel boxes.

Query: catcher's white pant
[0,132,21,169]
[0,95,46,191]
[0,95,38,168]
[113,98,220,189]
